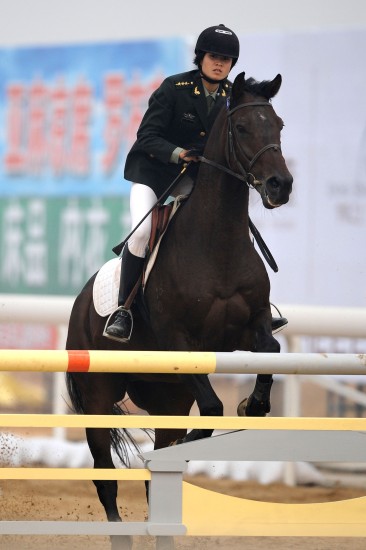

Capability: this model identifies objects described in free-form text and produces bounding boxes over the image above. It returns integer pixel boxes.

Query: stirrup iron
[103,306,133,343]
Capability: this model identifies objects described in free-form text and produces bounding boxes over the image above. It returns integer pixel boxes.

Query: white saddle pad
[93,258,121,317]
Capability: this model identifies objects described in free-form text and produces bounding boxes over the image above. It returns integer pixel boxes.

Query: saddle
[140,196,187,293]
[148,202,174,255]
[93,196,187,317]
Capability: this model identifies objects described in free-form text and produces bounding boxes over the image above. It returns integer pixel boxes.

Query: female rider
[106,24,286,341]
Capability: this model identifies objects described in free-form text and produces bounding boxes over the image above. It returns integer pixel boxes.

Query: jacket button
[200,131,206,137]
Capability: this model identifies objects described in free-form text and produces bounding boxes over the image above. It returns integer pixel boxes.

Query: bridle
[199,101,281,188]
[198,100,282,273]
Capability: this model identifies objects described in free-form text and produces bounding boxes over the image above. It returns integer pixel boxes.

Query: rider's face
[201,53,232,82]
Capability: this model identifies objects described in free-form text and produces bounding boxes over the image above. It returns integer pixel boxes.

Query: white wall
[1,0,366,46]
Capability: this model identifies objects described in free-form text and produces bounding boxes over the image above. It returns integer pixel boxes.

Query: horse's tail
[110,401,153,467]
[65,372,85,415]
[65,372,152,467]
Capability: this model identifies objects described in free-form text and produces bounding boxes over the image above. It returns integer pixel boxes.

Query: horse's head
[228,72,293,208]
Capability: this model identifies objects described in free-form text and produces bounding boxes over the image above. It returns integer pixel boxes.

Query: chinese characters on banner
[0,197,127,293]
[0,39,185,296]
[3,73,162,178]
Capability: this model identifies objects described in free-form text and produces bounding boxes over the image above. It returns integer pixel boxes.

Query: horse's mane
[228,73,281,110]
[243,77,271,97]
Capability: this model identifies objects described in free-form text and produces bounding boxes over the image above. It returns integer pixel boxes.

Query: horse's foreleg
[237,325,280,417]
[175,374,223,443]
[238,375,273,416]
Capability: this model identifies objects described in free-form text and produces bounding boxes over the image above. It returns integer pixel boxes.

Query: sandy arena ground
[1,475,365,550]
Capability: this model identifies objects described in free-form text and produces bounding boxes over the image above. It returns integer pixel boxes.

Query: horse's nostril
[267,177,280,190]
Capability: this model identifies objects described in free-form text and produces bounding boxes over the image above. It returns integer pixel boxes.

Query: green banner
[0,196,129,295]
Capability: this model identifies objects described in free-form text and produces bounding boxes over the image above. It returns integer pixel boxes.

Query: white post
[282,335,302,485]
[52,325,68,440]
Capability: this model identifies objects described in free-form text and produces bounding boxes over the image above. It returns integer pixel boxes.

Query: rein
[197,155,248,183]
[198,100,280,273]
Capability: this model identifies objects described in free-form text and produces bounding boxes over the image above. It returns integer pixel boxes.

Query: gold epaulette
[219,82,231,97]
[174,80,194,89]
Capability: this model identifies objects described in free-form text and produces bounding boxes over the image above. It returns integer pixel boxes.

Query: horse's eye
[236,125,246,134]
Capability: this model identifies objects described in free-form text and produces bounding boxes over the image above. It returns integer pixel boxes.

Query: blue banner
[0,39,185,197]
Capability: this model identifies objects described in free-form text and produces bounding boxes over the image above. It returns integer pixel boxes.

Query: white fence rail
[1,294,366,339]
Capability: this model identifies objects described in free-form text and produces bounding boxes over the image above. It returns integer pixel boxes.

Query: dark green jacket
[124,69,231,197]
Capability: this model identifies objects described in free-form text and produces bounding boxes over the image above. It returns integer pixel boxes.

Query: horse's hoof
[237,395,269,417]
[237,397,249,416]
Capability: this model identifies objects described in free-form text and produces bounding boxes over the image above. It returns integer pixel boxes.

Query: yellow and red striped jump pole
[0,349,365,375]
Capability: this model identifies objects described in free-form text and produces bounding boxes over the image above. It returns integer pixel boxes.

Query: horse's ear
[231,71,246,102]
[262,74,282,100]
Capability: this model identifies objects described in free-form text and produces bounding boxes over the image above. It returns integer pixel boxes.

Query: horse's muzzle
[262,173,293,208]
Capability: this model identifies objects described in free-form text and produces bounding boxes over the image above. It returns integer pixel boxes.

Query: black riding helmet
[195,24,240,67]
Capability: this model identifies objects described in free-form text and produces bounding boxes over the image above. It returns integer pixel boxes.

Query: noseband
[199,101,281,188]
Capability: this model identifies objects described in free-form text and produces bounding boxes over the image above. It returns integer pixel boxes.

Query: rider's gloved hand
[179,149,201,163]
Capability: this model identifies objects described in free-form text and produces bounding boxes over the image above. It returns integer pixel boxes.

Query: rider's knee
[128,229,149,258]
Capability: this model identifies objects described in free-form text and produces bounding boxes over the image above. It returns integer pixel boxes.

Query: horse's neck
[193,117,250,231]
[179,113,252,253]
[187,166,251,246]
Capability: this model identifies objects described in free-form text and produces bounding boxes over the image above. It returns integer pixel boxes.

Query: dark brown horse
[66,72,293,549]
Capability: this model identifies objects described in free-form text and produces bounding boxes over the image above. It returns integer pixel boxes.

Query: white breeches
[127,184,157,258]
[127,177,194,258]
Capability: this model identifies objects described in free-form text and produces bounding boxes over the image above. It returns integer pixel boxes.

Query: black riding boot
[271,316,288,332]
[270,303,288,332]
[105,246,145,341]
